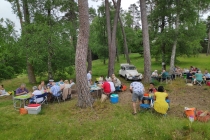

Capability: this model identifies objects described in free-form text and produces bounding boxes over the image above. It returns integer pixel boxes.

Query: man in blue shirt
[50,82,64,97]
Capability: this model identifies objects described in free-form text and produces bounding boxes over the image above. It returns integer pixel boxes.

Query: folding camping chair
[34,93,48,105]
[196,80,203,86]
[53,90,63,103]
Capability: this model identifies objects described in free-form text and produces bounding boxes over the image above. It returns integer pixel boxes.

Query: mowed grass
[0,53,210,140]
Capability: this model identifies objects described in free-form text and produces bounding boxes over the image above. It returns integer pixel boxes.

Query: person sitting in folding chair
[158,70,168,82]
[203,70,210,83]
[193,71,203,86]
[50,82,64,103]
[30,86,43,104]
[186,70,193,83]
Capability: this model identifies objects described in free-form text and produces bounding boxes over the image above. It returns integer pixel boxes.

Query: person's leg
[132,93,138,114]
[138,93,143,111]
[194,79,196,84]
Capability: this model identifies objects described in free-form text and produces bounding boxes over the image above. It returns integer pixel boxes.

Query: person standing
[130,81,145,115]
[87,71,92,87]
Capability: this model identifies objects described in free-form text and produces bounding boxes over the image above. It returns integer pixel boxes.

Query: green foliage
[0,18,24,81]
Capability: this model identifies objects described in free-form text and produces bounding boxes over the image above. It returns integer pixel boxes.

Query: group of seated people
[186,69,210,84]
[151,69,172,82]
[15,79,76,103]
[97,74,122,93]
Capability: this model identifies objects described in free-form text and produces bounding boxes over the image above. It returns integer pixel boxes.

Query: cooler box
[110,94,119,104]
[27,104,41,114]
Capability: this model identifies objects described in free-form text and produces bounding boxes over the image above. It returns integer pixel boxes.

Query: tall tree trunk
[87,47,92,72]
[105,0,121,77]
[116,46,119,63]
[76,0,93,108]
[47,7,53,79]
[113,0,130,64]
[15,0,23,29]
[22,0,36,83]
[105,0,112,76]
[169,13,180,74]
[207,30,210,56]
[119,16,130,64]
[140,0,151,83]
[160,16,166,70]
[26,59,36,83]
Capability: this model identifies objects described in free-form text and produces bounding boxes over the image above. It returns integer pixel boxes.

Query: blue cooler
[110,94,119,104]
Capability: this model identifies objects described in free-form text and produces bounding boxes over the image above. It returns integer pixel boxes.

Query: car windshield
[126,66,136,70]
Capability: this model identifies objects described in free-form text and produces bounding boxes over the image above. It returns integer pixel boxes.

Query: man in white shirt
[151,70,158,77]
[30,86,43,103]
[69,79,75,87]
[87,71,92,86]
[130,81,145,115]
[107,77,115,93]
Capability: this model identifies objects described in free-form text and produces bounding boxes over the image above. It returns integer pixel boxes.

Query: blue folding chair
[53,91,62,104]
[34,93,48,105]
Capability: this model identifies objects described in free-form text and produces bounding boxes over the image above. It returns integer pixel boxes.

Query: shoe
[132,112,137,115]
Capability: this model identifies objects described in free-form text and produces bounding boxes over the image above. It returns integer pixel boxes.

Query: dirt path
[117,80,210,117]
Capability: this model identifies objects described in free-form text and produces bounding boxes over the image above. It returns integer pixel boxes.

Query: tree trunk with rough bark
[22,0,36,83]
[105,0,121,77]
[169,13,179,74]
[76,0,93,108]
[207,30,210,56]
[113,0,130,64]
[140,0,151,83]
[87,47,92,72]
[160,16,166,70]
[47,7,53,80]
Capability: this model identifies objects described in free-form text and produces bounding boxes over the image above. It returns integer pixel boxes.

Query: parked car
[119,64,143,81]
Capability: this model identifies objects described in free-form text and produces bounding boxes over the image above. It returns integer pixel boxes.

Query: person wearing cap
[87,71,92,87]
[30,86,43,103]
[47,79,54,88]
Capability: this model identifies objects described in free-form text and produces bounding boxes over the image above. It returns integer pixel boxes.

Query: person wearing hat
[30,86,43,103]
[47,79,54,88]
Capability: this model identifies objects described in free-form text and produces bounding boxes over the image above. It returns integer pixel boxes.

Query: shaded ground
[116,78,210,118]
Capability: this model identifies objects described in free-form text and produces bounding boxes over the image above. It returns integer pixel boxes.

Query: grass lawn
[0,53,210,140]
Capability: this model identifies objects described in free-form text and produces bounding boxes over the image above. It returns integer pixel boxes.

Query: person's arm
[38,85,42,90]
[166,93,169,100]
[153,93,156,100]
[30,92,34,98]
[129,86,133,93]
[60,85,65,90]
[16,89,27,95]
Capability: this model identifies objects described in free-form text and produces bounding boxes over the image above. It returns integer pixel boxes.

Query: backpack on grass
[183,107,197,120]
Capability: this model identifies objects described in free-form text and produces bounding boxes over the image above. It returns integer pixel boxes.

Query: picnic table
[13,94,31,109]
[90,85,102,98]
